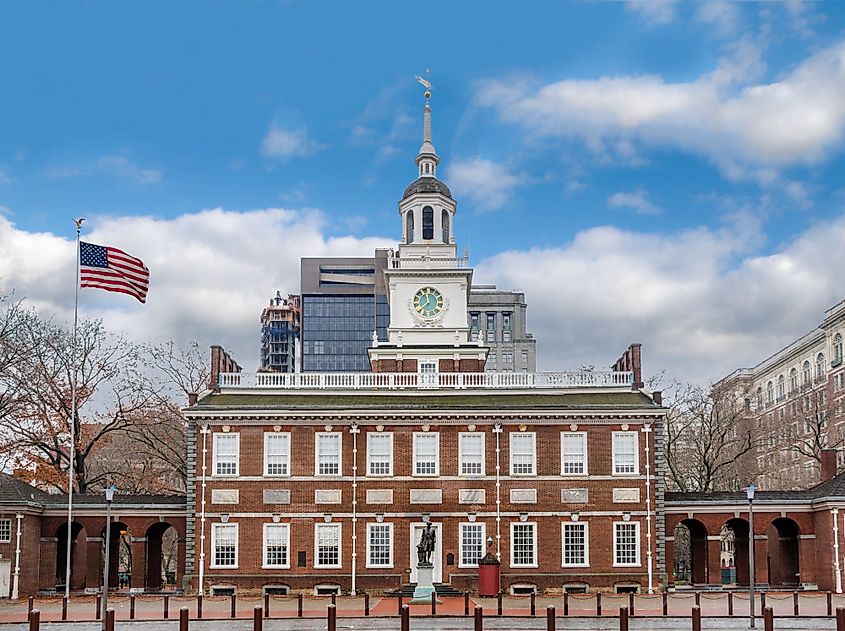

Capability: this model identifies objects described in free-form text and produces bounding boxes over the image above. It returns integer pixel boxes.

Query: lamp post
[101,485,116,631]
[747,483,756,629]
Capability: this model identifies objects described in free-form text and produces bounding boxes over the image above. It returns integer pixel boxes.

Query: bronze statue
[417,522,436,566]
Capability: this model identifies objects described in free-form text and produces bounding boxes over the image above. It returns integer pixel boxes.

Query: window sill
[510,564,539,569]
[412,473,440,478]
[211,474,239,478]
[262,565,291,570]
[458,564,480,569]
[314,565,342,570]
[509,473,537,477]
[210,564,239,570]
[612,563,642,568]
[562,564,590,569]
[612,472,640,477]
[560,472,588,477]
[365,564,394,569]
[366,473,394,478]
[263,474,290,478]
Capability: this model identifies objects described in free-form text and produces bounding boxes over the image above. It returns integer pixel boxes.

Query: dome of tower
[402,177,453,200]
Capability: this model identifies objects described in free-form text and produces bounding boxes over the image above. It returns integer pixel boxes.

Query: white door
[419,362,438,388]
[0,560,10,598]
[410,523,442,583]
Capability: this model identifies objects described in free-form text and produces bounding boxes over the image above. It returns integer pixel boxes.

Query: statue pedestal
[409,563,440,604]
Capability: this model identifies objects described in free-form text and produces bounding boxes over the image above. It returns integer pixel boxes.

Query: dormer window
[422,206,434,240]
[442,209,450,243]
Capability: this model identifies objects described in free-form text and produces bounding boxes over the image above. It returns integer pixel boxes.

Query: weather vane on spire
[415,68,432,103]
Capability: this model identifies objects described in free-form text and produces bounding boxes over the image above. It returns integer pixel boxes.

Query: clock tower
[368,81,488,374]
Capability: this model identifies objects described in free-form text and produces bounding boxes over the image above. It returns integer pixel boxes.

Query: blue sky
[2,0,845,383]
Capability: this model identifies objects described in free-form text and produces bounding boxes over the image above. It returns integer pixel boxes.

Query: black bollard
[474,605,483,631]
[563,591,569,616]
[431,590,437,615]
[61,596,67,621]
[27,596,33,615]
[546,605,555,631]
[28,609,39,631]
[793,591,799,616]
[164,594,170,619]
[264,593,270,619]
[628,591,635,616]
[231,593,237,618]
[497,591,503,616]
[328,604,337,631]
[464,591,470,616]
[96,594,102,620]
[691,605,701,631]
[253,605,263,631]
[105,608,115,631]
[596,591,602,616]
[619,605,629,631]
[298,593,303,617]
[764,605,774,631]
[365,592,370,616]
[400,604,408,631]
[728,591,734,616]
[662,590,668,616]
[531,591,536,616]
[398,591,403,615]
[197,594,203,619]
[837,607,845,631]
[130,594,136,620]
[761,592,766,612]
[695,591,700,607]
[829,592,833,617]
[179,607,188,631]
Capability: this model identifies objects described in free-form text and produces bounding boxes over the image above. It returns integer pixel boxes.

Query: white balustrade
[218,370,634,390]
[387,256,469,270]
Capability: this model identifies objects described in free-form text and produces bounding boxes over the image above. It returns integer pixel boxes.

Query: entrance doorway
[409,522,442,583]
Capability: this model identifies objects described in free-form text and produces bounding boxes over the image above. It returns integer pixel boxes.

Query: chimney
[612,343,644,390]
[187,392,198,406]
[652,390,663,406]
[821,449,838,481]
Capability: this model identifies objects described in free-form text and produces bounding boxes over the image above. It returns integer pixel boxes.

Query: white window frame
[314,523,342,569]
[510,521,538,568]
[213,432,239,477]
[262,523,290,569]
[459,522,486,568]
[263,432,291,477]
[459,432,485,477]
[210,522,238,569]
[561,521,590,568]
[315,432,342,477]
[0,518,10,543]
[413,432,440,476]
[509,432,537,476]
[612,431,639,475]
[560,432,588,476]
[613,521,641,567]
[366,432,393,477]
[365,522,393,568]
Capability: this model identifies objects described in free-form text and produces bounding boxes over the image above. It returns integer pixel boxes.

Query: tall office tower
[299,251,390,372]
[259,292,300,373]
[469,285,536,373]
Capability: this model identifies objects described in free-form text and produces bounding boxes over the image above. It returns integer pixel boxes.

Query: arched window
[789,368,798,394]
[817,353,826,380]
[422,206,434,240]
[803,361,811,385]
[835,334,843,365]
[405,210,414,244]
[441,209,450,243]
[777,375,785,400]
[756,387,763,410]
[766,381,774,404]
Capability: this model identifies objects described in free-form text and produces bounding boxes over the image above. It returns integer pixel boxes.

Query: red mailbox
[478,552,501,596]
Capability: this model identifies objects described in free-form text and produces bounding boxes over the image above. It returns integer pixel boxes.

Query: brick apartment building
[717,301,845,490]
[181,94,668,597]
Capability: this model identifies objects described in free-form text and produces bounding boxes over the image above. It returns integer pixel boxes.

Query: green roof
[191,390,660,412]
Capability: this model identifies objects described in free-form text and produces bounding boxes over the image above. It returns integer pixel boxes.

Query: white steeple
[415,70,439,179]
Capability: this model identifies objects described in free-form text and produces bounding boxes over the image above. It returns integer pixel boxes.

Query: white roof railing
[217,371,634,390]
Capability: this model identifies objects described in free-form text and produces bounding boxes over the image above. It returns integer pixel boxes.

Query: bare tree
[664,381,757,492]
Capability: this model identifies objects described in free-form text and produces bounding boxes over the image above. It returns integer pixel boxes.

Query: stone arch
[422,206,434,240]
[56,521,87,590]
[441,208,450,243]
[767,517,800,587]
[146,522,179,591]
[405,210,414,243]
[673,518,708,585]
[723,518,750,585]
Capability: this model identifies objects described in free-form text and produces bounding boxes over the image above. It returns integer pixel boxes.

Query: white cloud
[695,0,741,36]
[474,211,845,385]
[446,157,524,211]
[608,189,662,215]
[475,40,845,179]
[625,0,679,26]
[0,208,392,371]
[260,124,324,159]
[46,155,162,185]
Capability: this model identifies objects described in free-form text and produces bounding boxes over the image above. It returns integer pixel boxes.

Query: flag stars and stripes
[79,242,150,303]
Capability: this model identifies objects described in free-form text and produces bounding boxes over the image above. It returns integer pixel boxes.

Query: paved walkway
[0,617,840,630]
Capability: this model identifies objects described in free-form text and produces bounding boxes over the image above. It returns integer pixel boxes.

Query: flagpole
[64,218,84,599]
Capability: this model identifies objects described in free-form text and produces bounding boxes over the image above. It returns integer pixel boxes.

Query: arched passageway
[56,522,87,590]
[673,519,709,585]
[723,518,750,585]
[768,518,800,587]
[146,522,179,591]
[102,522,132,589]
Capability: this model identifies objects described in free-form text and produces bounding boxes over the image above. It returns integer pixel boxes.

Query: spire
[415,69,439,178]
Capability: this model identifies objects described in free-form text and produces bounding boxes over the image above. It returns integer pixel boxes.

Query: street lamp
[101,485,116,631]
[746,483,756,629]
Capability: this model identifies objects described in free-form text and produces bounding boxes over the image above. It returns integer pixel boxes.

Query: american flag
[79,242,149,303]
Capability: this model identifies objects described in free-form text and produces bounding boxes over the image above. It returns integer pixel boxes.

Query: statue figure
[416,523,436,566]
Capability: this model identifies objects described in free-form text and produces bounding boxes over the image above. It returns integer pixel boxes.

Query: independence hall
[180,95,667,597]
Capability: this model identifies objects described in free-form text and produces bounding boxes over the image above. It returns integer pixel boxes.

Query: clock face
[413,286,444,318]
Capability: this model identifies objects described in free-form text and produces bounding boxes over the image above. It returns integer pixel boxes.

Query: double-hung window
[367,433,393,476]
[264,432,290,476]
[263,523,290,568]
[213,433,239,476]
[315,523,341,568]
[211,523,238,568]
[510,432,536,475]
[561,522,589,567]
[366,523,393,568]
[613,522,640,566]
[459,523,486,567]
[561,432,587,475]
[612,431,638,475]
[0,519,10,543]
[316,432,341,476]
[413,432,439,476]
[459,432,485,476]
[510,522,537,567]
